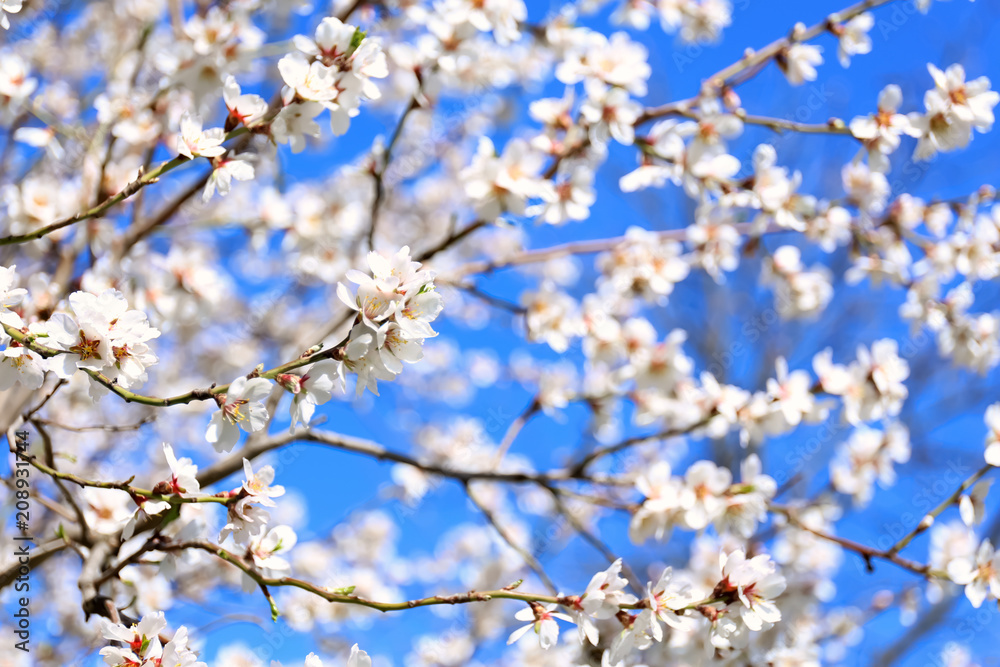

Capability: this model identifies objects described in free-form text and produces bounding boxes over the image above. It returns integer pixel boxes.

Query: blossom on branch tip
[162,443,200,495]
[581,558,638,618]
[718,548,786,635]
[335,247,441,395]
[205,376,273,452]
[43,288,160,399]
[99,611,205,667]
[849,84,920,172]
[281,359,340,428]
[176,112,226,160]
[203,155,255,202]
[948,539,1000,608]
[223,75,269,129]
[779,43,823,86]
[279,16,387,137]
[219,459,285,546]
[836,13,873,67]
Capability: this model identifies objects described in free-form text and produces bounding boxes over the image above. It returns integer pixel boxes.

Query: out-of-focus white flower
[529,166,596,224]
[176,112,226,160]
[909,63,999,160]
[521,284,585,353]
[959,479,991,527]
[597,227,690,303]
[630,461,686,544]
[984,403,1000,466]
[762,245,833,319]
[780,43,823,85]
[850,85,921,172]
[836,13,873,67]
[842,161,890,213]
[831,423,911,506]
[948,539,1000,607]
[461,136,545,220]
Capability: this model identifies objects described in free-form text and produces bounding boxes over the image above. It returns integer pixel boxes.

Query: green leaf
[349,28,366,52]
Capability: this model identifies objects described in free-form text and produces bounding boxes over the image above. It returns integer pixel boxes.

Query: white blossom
[507,603,574,649]
[206,376,273,452]
[780,43,823,86]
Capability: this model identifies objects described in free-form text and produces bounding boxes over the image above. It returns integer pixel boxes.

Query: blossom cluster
[630,455,777,543]
[99,612,204,667]
[278,16,388,140]
[336,246,443,395]
[98,609,370,667]
[506,548,788,660]
[0,267,160,400]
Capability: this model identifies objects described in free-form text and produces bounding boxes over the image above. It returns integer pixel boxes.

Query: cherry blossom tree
[0,0,998,665]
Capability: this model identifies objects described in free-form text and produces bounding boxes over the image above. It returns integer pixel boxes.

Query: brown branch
[702,0,900,91]
[772,504,944,578]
